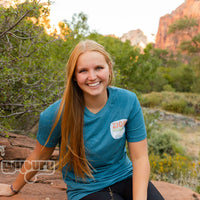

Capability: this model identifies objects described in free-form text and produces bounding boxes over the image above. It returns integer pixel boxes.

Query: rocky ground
[0,170,199,200]
[0,124,200,200]
[143,107,200,157]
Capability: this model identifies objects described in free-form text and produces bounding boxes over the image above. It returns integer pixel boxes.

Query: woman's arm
[0,141,55,197]
[128,138,150,200]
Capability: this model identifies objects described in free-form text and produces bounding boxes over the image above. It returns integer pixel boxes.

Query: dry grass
[140,91,200,119]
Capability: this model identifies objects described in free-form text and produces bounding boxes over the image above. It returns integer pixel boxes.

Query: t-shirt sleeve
[126,94,147,142]
[37,100,61,147]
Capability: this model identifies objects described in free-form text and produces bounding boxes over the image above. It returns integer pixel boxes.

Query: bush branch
[0,10,32,39]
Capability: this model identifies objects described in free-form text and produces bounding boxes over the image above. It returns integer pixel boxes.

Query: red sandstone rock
[0,171,67,200]
[0,132,59,161]
[152,181,200,200]
[0,132,199,200]
[155,0,200,51]
[0,170,199,200]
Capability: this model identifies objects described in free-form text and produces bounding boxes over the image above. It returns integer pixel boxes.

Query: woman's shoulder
[109,86,137,99]
[40,99,61,120]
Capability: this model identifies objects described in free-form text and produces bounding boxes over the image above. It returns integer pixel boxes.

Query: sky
[49,0,185,41]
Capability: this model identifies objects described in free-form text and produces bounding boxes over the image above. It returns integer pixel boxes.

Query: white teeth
[88,82,100,87]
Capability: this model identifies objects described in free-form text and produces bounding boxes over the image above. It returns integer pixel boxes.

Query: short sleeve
[37,100,61,147]
[126,95,147,142]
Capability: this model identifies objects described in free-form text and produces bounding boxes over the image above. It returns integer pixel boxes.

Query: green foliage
[162,99,188,114]
[145,47,197,93]
[168,16,200,55]
[1,1,200,135]
[163,84,175,92]
[143,109,160,140]
[164,64,195,92]
[196,185,200,194]
[64,12,90,39]
[0,1,89,132]
[143,109,200,192]
[148,130,184,156]
[191,78,200,93]
[132,44,161,93]
[180,33,200,53]
[168,16,198,34]
[141,93,163,107]
[149,153,200,192]
[141,92,200,117]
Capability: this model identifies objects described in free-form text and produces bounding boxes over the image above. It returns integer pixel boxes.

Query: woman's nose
[88,70,97,80]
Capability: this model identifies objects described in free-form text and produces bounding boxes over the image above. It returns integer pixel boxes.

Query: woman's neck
[84,90,108,114]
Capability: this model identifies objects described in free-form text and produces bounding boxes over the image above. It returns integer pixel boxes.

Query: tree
[180,33,200,53]
[63,12,90,39]
[168,16,198,36]
[0,1,65,133]
[0,0,95,134]
[169,65,194,92]
[131,44,161,93]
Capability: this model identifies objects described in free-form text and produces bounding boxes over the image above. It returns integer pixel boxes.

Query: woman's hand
[0,183,16,197]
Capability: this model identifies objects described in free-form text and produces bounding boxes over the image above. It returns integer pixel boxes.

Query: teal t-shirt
[37,86,147,200]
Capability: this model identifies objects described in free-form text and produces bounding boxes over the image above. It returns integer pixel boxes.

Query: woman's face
[74,51,111,100]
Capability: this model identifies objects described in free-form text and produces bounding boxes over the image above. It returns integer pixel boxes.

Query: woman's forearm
[10,141,55,194]
[12,155,44,192]
[132,156,150,200]
[0,152,43,197]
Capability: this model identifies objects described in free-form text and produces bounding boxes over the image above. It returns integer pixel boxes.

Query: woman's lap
[80,189,124,200]
[81,177,164,200]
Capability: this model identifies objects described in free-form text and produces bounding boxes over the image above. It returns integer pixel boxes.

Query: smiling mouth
[88,82,100,87]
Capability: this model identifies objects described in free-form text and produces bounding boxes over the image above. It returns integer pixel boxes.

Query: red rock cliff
[155,0,200,51]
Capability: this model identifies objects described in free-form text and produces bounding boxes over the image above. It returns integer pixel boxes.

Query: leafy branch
[0,10,32,39]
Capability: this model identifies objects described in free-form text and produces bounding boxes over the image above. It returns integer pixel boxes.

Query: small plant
[148,129,185,157]
[149,153,200,192]
[163,84,176,92]
[140,93,163,107]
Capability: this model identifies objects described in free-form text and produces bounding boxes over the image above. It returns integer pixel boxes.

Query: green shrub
[161,99,187,113]
[140,93,163,107]
[143,110,160,139]
[141,91,200,117]
[163,84,176,92]
[196,185,200,194]
[148,130,185,157]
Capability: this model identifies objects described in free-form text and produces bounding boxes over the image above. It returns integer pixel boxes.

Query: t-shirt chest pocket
[110,119,127,139]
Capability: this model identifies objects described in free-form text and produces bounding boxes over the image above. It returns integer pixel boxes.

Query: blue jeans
[81,177,165,200]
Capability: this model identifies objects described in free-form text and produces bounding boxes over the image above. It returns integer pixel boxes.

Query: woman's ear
[109,61,113,68]
[108,61,113,71]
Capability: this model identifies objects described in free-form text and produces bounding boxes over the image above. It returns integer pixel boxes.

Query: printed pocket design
[110,119,127,139]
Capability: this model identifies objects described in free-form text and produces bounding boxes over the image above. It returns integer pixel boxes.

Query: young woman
[0,40,164,200]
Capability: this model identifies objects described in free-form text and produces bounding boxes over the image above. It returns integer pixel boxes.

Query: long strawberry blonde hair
[47,40,113,179]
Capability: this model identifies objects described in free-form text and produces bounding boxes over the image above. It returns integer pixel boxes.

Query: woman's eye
[96,66,103,70]
[79,69,86,73]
